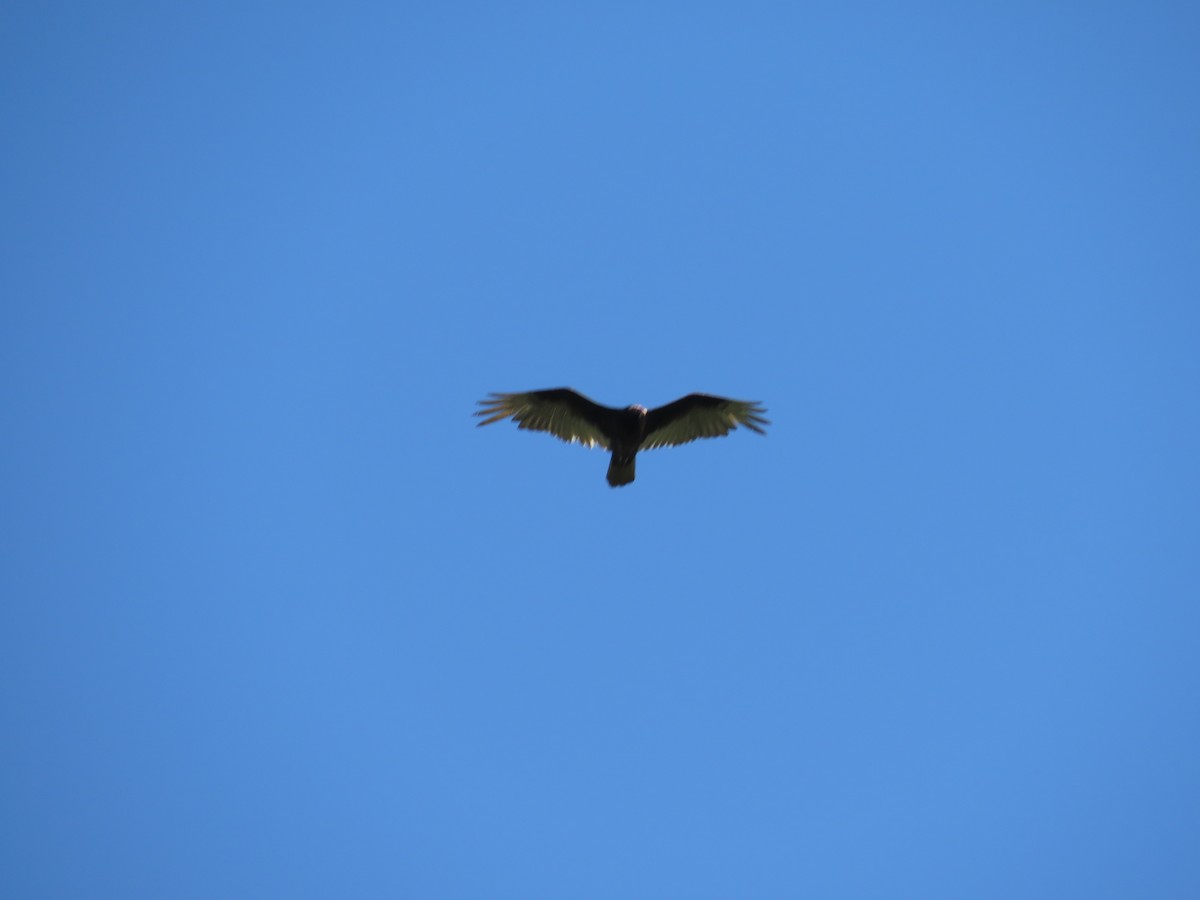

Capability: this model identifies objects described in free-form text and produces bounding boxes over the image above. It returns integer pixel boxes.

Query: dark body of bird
[475,388,769,487]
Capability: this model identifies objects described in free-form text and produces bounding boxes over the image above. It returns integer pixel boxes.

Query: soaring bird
[475,388,769,487]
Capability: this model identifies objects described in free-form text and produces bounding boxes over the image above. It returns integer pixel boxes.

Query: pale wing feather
[641,395,769,450]
[475,389,612,449]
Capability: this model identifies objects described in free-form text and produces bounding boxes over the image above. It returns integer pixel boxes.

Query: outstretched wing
[475,388,617,449]
[641,394,769,450]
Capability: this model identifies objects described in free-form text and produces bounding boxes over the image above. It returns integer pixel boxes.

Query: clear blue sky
[2,3,1198,897]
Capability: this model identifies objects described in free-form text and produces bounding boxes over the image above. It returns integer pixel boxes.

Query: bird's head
[626,404,648,418]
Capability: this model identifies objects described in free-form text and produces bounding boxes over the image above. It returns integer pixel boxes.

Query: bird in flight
[475,388,769,487]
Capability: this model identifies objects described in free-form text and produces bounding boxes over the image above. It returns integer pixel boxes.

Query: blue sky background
[2,3,1198,897]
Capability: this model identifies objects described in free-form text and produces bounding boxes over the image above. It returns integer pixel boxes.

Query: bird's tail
[607,453,635,488]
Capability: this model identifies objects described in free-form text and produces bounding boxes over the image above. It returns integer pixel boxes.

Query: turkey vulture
[475,388,769,487]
